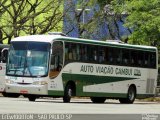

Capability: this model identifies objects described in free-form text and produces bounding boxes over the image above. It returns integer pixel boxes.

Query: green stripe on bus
[62,73,137,85]
[136,94,154,99]
[48,90,64,96]
[48,90,127,98]
[47,90,154,99]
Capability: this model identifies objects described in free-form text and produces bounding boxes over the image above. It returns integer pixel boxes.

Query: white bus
[0,44,9,96]
[5,34,158,103]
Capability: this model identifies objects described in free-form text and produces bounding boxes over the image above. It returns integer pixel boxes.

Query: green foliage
[0,0,63,44]
[112,0,160,47]
[97,0,112,8]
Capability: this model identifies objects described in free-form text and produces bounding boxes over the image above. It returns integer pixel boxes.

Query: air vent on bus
[146,79,155,93]
[48,32,67,36]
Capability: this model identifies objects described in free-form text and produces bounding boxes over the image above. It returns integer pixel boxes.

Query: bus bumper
[5,84,48,95]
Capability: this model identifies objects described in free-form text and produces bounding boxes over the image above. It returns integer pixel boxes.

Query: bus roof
[11,35,157,52]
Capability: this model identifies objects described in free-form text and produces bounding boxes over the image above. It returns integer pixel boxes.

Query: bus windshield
[6,42,50,77]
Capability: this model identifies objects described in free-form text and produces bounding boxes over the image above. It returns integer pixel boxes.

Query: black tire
[2,92,20,98]
[2,92,8,97]
[23,94,28,98]
[119,86,136,104]
[90,97,106,103]
[28,95,36,102]
[63,84,73,103]
[119,98,127,103]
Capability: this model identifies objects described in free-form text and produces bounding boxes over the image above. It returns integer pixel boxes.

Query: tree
[63,0,96,38]
[111,0,160,46]
[77,0,131,40]
[91,0,132,41]
[63,0,131,40]
[0,0,63,44]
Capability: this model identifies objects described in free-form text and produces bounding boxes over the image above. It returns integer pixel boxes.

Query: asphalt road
[0,96,160,120]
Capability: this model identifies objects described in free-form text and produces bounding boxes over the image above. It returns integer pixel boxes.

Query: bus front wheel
[2,92,20,98]
[28,95,36,102]
[63,84,73,103]
[90,97,106,103]
[119,86,136,104]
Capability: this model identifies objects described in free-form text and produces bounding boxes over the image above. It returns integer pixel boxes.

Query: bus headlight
[33,81,48,85]
[6,79,14,84]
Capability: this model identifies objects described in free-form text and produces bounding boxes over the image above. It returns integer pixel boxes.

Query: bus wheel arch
[119,84,137,104]
[63,81,76,103]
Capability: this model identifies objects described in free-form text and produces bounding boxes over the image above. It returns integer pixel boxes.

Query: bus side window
[150,53,156,68]
[138,51,144,67]
[105,47,109,64]
[108,48,113,64]
[110,48,114,64]
[93,49,97,62]
[68,44,73,60]
[68,50,73,60]
[112,48,121,65]
[131,50,137,67]
[122,49,130,66]
[65,42,75,61]
[98,47,105,63]
[76,44,80,60]
[144,52,149,68]
[80,45,88,61]
[65,43,69,60]
[72,44,77,60]
[116,49,122,65]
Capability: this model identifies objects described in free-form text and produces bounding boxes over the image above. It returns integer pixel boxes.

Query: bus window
[131,50,138,66]
[137,51,143,67]
[65,43,81,61]
[68,50,73,60]
[150,52,156,68]
[144,52,149,68]
[98,47,106,63]
[80,45,88,62]
[68,43,74,60]
[49,41,63,78]
[88,45,96,62]
[116,48,122,65]
[65,43,69,60]
[111,48,121,65]
[108,48,113,64]
[76,44,80,60]
[92,46,98,62]
[72,44,77,60]
[122,49,130,66]
[65,42,73,61]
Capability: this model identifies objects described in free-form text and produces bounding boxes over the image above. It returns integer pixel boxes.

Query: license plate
[20,90,28,94]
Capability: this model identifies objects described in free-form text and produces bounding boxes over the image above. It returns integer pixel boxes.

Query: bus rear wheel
[90,97,106,103]
[119,86,136,104]
[63,84,73,103]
